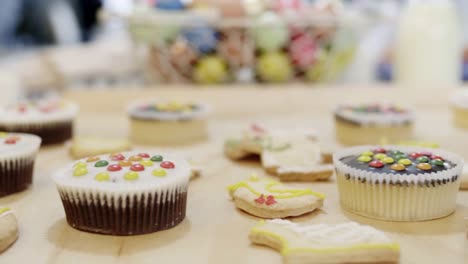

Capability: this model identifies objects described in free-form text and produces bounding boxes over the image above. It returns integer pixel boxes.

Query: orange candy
[129,155,142,162]
[86,156,100,162]
[119,160,132,167]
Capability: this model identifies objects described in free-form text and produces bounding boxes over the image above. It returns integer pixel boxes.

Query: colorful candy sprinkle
[151,155,164,162]
[382,157,394,164]
[160,161,175,169]
[107,164,122,172]
[430,155,444,161]
[129,155,142,162]
[361,151,374,157]
[416,156,429,163]
[430,159,444,166]
[398,159,412,166]
[140,160,154,167]
[152,169,167,177]
[254,194,266,204]
[74,162,87,169]
[373,148,386,154]
[420,151,432,156]
[409,152,421,159]
[95,172,110,182]
[111,154,125,161]
[390,164,406,171]
[417,163,432,171]
[124,172,139,181]
[4,138,17,144]
[119,160,132,167]
[138,153,150,158]
[357,155,372,162]
[265,195,277,205]
[369,160,384,168]
[373,153,387,160]
[130,164,145,171]
[95,160,109,167]
[86,156,100,162]
[73,168,88,177]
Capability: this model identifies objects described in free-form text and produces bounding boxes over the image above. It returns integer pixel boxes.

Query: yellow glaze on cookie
[227,177,325,199]
[250,220,400,256]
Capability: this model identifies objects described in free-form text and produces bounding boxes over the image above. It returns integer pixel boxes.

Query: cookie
[227,175,324,218]
[224,124,272,160]
[249,219,400,264]
[0,208,18,253]
[461,166,468,190]
[261,136,334,182]
[69,136,131,159]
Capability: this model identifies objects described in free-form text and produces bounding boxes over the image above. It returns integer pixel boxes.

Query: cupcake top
[0,98,78,124]
[0,132,41,158]
[451,89,468,108]
[128,101,209,121]
[333,146,463,184]
[334,103,413,126]
[53,151,191,192]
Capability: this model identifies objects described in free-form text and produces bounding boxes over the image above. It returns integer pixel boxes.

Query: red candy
[409,152,421,159]
[369,160,384,168]
[254,194,266,204]
[373,148,386,154]
[130,164,145,171]
[107,164,122,171]
[138,153,150,158]
[419,151,432,157]
[265,195,277,205]
[430,155,444,161]
[4,138,16,144]
[111,154,125,161]
[160,161,175,169]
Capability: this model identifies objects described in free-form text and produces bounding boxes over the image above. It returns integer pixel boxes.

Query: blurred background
[1,0,468,97]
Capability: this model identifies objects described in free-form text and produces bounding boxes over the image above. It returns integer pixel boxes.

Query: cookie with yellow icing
[0,208,18,253]
[249,219,400,264]
[227,176,324,218]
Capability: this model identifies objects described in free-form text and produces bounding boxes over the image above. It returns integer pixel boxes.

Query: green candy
[151,155,164,162]
[398,158,412,166]
[373,153,387,160]
[416,156,429,163]
[357,155,372,163]
[95,160,109,167]
[430,159,444,166]
[393,154,407,161]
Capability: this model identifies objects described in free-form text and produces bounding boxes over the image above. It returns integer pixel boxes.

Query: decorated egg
[256,52,292,83]
[182,25,219,54]
[305,51,327,82]
[169,39,198,78]
[194,55,229,84]
[155,0,187,10]
[217,28,254,67]
[273,0,302,15]
[253,12,289,52]
[289,32,318,69]
[192,0,246,17]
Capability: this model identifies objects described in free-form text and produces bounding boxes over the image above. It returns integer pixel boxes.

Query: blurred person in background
[0,0,102,51]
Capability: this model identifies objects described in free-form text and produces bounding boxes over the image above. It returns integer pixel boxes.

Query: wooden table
[1,85,467,264]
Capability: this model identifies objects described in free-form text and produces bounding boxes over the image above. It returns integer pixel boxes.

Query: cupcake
[53,151,191,235]
[0,98,78,145]
[333,146,463,221]
[451,89,468,129]
[334,103,413,146]
[128,101,209,146]
[0,132,41,197]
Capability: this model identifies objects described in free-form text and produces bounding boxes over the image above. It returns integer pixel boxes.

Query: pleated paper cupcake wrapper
[56,184,188,236]
[0,120,73,145]
[0,155,37,197]
[333,145,464,221]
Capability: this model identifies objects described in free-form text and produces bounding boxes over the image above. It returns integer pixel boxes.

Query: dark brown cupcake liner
[58,189,188,236]
[0,121,73,145]
[0,158,35,197]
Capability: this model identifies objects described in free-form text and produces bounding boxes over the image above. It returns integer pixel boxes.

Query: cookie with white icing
[128,100,210,146]
[53,151,191,235]
[0,97,78,145]
[228,175,324,218]
[249,219,400,264]
[0,132,41,197]
[0,208,18,253]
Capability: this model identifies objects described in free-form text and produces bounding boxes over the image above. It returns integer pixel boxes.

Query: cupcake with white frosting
[128,100,209,146]
[334,103,413,146]
[0,132,41,197]
[0,97,78,145]
[53,151,190,235]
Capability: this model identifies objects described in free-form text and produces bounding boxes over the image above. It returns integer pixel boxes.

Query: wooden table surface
[1,85,468,264]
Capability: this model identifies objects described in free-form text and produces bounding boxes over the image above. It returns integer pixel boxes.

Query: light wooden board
[1,85,468,264]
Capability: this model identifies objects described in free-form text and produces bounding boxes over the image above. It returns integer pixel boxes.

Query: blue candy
[182,26,219,54]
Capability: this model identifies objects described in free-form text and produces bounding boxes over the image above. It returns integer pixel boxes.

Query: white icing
[0,133,41,159]
[451,90,468,108]
[53,151,190,195]
[267,219,392,247]
[333,145,464,184]
[334,104,413,126]
[127,100,210,121]
[0,99,78,125]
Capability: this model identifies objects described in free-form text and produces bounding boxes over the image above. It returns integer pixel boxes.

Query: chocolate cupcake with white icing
[0,98,78,145]
[0,132,41,197]
[333,145,463,221]
[128,101,209,146]
[334,103,413,146]
[53,151,190,235]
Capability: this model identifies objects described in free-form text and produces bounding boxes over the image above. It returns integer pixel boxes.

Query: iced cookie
[227,176,324,218]
[224,124,271,160]
[0,208,18,253]
[261,136,334,182]
[69,136,131,159]
[249,219,400,264]
[53,151,191,235]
